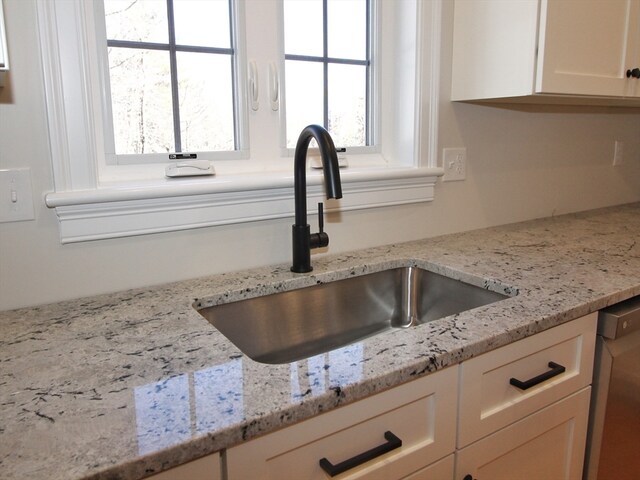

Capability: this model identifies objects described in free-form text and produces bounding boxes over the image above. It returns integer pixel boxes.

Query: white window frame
[37,0,443,244]
[98,0,247,165]
[281,0,374,151]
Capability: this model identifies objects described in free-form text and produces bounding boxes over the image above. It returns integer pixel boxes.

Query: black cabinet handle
[627,68,640,79]
[319,431,402,477]
[510,361,566,390]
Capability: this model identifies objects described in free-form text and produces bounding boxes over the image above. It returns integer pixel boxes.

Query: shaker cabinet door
[537,0,640,98]
[455,388,591,480]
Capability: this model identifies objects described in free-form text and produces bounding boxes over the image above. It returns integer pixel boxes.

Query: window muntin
[103,0,237,157]
[283,0,371,149]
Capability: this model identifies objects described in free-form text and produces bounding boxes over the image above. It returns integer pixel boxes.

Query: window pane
[173,0,230,48]
[285,60,324,148]
[328,63,366,147]
[328,0,367,60]
[284,0,323,57]
[104,0,168,43]
[177,52,235,152]
[108,48,174,154]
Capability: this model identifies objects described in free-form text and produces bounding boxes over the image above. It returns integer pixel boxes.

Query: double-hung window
[38,0,442,243]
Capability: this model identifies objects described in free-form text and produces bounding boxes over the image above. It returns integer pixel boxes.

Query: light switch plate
[442,148,467,181]
[0,168,35,222]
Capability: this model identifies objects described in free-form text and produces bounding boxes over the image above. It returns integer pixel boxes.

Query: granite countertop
[2,203,640,480]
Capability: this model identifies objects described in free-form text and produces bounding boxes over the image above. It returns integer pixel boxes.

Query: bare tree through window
[104,0,235,156]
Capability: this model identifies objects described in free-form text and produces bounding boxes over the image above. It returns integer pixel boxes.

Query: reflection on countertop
[133,345,364,457]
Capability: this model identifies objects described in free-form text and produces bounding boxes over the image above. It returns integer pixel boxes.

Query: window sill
[45,166,443,243]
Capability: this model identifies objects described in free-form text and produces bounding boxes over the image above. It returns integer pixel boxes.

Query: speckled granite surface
[2,204,640,480]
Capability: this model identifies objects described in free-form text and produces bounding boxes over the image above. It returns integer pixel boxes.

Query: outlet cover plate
[443,148,467,182]
[0,168,35,222]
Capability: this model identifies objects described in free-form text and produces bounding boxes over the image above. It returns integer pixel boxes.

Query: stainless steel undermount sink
[196,267,510,364]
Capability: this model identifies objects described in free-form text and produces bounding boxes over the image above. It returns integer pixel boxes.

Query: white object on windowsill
[309,156,348,169]
[165,160,215,178]
[310,150,348,169]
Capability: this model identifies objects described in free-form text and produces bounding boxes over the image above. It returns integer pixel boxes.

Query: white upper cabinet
[451,0,640,104]
[538,0,640,97]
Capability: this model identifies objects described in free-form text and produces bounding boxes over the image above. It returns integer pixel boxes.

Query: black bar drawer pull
[510,361,566,390]
[319,430,402,477]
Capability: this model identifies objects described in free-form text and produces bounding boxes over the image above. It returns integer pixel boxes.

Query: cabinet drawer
[455,387,591,480]
[226,365,458,480]
[458,313,596,447]
[146,453,220,480]
[402,454,454,480]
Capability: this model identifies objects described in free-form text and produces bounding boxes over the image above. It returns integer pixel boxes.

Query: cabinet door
[455,388,591,480]
[451,0,540,101]
[537,0,640,97]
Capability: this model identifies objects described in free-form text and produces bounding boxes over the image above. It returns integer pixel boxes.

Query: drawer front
[146,453,220,480]
[455,387,591,480]
[458,313,596,447]
[402,454,454,480]
[226,365,458,480]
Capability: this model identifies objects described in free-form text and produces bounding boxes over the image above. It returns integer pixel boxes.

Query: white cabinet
[455,313,597,480]
[404,454,455,480]
[168,315,596,480]
[538,0,640,98]
[145,453,221,480]
[457,313,596,447]
[455,388,591,480]
[451,0,640,104]
[225,366,458,479]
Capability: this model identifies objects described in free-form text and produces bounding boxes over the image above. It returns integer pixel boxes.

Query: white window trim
[0,0,9,86]
[37,0,443,244]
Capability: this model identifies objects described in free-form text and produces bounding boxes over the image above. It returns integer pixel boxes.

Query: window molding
[37,0,101,192]
[45,167,439,243]
[37,0,444,244]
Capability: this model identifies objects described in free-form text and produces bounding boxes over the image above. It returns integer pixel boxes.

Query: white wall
[1,0,639,311]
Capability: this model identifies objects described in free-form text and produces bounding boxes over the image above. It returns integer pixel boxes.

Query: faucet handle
[309,202,329,249]
[318,202,324,234]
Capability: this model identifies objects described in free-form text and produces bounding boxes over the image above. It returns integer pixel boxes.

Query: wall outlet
[0,168,35,223]
[613,140,624,166]
[443,148,467,181]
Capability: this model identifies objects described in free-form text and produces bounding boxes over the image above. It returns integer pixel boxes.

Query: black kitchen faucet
[291,125,343,273]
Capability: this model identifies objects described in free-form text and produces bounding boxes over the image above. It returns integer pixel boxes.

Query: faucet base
[291,224,312,273]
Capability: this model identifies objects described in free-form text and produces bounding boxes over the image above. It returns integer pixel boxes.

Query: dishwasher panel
[584,297,640,480]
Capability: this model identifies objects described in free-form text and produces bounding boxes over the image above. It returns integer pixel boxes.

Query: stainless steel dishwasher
[584,296,640,480]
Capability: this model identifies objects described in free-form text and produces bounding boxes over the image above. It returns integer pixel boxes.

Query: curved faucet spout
[291,125,343,273]
[293,125,343,226]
